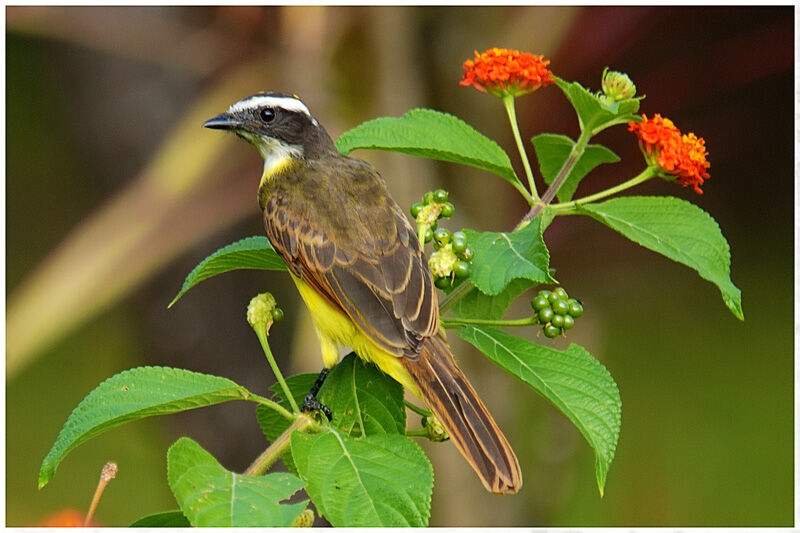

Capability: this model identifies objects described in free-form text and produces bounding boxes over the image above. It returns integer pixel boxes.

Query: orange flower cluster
[460,47,554,98]
[629,114,711,194]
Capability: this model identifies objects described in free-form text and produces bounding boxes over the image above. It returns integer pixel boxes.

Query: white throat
[263,141,303,174]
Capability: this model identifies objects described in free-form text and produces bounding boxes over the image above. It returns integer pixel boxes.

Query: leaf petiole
[249,392,298,422]
[441,315,539,329]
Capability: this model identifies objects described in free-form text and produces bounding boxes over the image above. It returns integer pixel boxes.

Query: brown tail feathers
[401,335,522,494]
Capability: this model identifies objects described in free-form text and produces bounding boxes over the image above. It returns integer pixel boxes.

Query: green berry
[410,202,424,218]
[547,291,560,304]
[553,287,569,300]
[552,299,570,316]
[451,236,468,254]
[537,289,552,301]
[453,261,471,279]
[424,228,433,243]
[551,313,565,328]
[423,191,434,204]
[562,315,574,330]
[452,230,467,242]
[433,189,449,203]
[538,307,554,324]
[440,202,455,218]
[531,295,550,311]
[460,245,474,262]
[567,299,584,317]
[543,324,561,338]
[433,228,451,249]
[271,307,284,322]
[434,276,452,290]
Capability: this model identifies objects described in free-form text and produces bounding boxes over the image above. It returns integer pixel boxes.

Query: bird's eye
[260,108,275,122]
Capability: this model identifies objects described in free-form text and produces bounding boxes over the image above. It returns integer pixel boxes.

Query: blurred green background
[6,6,793,526]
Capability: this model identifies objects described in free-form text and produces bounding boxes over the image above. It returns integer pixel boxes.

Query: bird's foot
[302,368,332,421]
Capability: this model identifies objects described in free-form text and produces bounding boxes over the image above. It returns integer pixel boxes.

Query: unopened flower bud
[601,67,636,102]
[247,292,279,333]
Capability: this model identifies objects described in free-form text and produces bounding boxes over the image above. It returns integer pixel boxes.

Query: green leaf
[291,431,433,527]
[463,216,555,296]
[130,510,191,527]
[39,367,251,489]
[169,236,286,307]
[579,196,743,319]
[447,278,534,320]
[532,133,620,202]
[335,108,518,186]
[555,77,641,135]
[320,353,406,436]
[457,326,621,495]
[167,437,307,527]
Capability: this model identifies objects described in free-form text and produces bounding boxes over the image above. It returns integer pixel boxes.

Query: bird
[203,92,522,494]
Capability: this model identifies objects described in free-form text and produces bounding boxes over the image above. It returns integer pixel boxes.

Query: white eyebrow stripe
[227,95,313,118]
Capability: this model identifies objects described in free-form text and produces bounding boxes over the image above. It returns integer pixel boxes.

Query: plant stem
[404,399,431,417]
[542,130,591,205]
[515,128,592,230]
[441,315,539,329]
[503,94,539,202]
[254,326,300,414]
[245,414,316,476]
[549,167,656,210]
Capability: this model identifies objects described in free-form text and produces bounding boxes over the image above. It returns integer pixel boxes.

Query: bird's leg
[302,368,332,421]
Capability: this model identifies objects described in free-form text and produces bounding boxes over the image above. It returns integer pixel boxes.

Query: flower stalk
[253,325,299,414]
[550,167,656,211]
[248,293,299,414]
[503,94,539,202]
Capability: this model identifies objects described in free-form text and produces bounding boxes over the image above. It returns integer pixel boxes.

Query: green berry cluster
[410,188,474,290]
[530,287,583,338]
[429,229,474,290]
[411,188,455,243]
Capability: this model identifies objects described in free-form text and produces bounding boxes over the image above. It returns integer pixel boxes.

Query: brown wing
[262,156,438,357]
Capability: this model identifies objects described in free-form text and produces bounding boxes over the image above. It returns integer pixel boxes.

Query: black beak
[202,113,242,130]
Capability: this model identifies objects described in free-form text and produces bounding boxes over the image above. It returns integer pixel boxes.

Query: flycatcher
[204,92,521,494]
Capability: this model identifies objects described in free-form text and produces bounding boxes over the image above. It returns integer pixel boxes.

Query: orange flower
[629,114,710,194]
[460,47,554,98]
[37,509,96,527]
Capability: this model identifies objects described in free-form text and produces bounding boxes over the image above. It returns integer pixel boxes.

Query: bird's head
[203,92,336,180]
